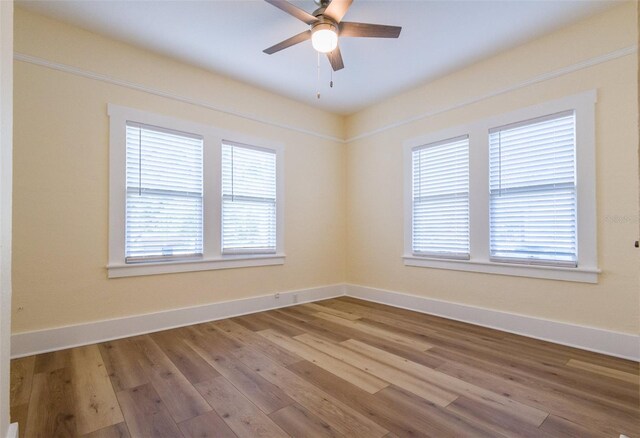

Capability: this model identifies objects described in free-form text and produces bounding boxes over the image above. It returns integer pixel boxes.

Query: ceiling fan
[263,0,402,71]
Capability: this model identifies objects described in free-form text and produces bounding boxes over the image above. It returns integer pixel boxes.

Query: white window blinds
[125,122,204,262]
[412,136,470,258]
[222,142,277,254]
[489,111,577,266]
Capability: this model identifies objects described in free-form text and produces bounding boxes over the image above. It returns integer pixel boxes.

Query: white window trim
[403,90,599,283]
[108,104,285,278]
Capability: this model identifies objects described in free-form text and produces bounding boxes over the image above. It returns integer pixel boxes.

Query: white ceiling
[18,0,617,115]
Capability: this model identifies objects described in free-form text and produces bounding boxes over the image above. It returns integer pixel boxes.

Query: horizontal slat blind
[125,122,203,262]
[412,136,469,258]
[222,142,277,254]
[489,111,577,266]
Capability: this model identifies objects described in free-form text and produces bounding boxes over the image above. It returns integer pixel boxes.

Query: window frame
[108,104,285,278]
[411,135,470,260]
[124,121,205,264]
[221,141,279,256]
[403,90,598,283]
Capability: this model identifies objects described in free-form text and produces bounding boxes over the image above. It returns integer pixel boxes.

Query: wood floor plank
[234,346,389,438]
[270,403,343,438]
[254,312,308,337]
[288,359,496,438]
[376,385,503,438]
[98,339,148,392]
[70,345,124,435]
[566,358,639,384]
[10,403,29,438]
[275,306,321,322]
[429,343,638,410]
[539,414,607,438]
[133,335,212,423]
[309,316,445,369]
[195,376,289,438]
[300,303,362,320]
[445,395,551,437]
[209,318,303,367]
[267,309,351,343]
[185,329,295,415]
[435,357,639,437]
[33,349,71,374]
[430,337,640,410]
[234,312,304,337]
[231,314,273,332]
[10,356,35,407]
[25,368,77,437]
[116,383,183,438]
[335,298,506,340]
[178,411,237,438]
[295,333,457,407]
[342,338,549,427]
[318,300,440,336]
[150,329,221,385]
[287,360,431,438]
[258,329,389,394]
[314,312,433,351]
[80,422,130,438]
[187,323,243,351]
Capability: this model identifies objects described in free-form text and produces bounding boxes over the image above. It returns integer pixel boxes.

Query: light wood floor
[9,297,640,437]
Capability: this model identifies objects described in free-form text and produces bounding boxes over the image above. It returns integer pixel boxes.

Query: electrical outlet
[275,292,280,299]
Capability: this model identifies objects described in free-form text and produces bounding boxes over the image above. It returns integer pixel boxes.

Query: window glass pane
[222,143,277,254]
[489,111,577,266]
[412,136,469,258]
[125,123,203,262]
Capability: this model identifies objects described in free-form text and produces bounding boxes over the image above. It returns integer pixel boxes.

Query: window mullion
[203,133,221,260]
[469,125,489,261]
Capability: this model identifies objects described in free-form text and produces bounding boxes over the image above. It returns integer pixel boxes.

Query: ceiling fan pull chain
[316,51,321,99]
[330,66,333,88]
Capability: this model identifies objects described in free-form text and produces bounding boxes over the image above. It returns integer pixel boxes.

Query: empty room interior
[0,0,639,437]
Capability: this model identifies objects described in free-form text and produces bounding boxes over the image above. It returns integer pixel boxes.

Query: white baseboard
[11,282,639,362]
[10,284,345,358]
[346,284,640,361]
[6,423,18,438]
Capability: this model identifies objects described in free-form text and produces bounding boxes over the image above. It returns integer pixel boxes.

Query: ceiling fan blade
[326,45,344,71]
[264,0,318,25]
[339,22,402,38]
[323,0,353,23]
[263,30,312,54]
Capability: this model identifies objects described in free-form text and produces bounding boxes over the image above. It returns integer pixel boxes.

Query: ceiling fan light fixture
[311,23,338,53]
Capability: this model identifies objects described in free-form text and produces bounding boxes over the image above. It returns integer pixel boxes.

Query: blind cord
[316,52,321,100]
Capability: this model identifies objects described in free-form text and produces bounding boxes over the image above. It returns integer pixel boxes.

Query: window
[489,112,576,266]
[222,142,277,254]
[125,123,204,263]
[108,105,284,278]
[404,91,598,282]
[412,136,469,259]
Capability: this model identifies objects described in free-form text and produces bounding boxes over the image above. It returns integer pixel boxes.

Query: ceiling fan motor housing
[311,19,338,53]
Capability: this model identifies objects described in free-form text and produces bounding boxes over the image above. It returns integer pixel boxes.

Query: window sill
[403,255,599,283]
[108,254,285,278]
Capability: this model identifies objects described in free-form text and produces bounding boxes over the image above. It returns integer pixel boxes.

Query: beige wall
[12,3,639,337]
[345,3,639,335]
[12,8,346,333]
[1,0,13,432]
